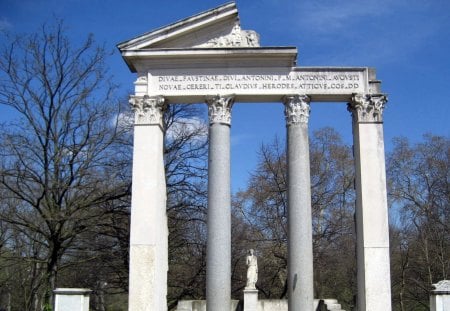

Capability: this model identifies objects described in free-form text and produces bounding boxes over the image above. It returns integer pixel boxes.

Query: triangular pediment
[117,2,260,50]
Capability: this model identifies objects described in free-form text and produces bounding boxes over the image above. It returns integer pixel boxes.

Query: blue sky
[1,0,449,192]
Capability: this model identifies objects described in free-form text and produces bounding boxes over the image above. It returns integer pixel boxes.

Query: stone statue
[246,249,258,289]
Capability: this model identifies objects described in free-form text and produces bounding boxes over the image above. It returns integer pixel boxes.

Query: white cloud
[113,112,208,143]
[165,116,208,143]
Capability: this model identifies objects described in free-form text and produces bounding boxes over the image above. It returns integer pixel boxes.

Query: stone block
[244,289,258,311]
[53,288,91,311]
[430,280,450,311]
[176,300,239,311]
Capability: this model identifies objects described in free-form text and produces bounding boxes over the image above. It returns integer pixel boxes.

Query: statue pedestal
[244,288,258,311]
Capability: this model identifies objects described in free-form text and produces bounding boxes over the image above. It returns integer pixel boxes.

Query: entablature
[133,66,381,103]
[119,2,385,104]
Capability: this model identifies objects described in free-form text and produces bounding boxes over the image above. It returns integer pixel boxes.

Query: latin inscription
[154,72,365,94]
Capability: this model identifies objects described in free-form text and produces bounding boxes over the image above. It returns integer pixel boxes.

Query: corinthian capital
[129,95,166,126]
[283,94,311,125]
[206,95,235,126]
[348,93,387,123]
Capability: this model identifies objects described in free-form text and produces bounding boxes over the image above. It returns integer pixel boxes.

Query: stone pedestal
[348,94,392,311]
[176,300,239,311]
[430,280,450,311]
[54,288,91,311]
[244,289,258,311]
[205,95,234,311]
[284,95,314,311]
[128,95,168,311]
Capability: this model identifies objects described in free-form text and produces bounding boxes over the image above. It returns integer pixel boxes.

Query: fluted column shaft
[284,95,314,311]
[128,95,168,311]
[206,95,234,311]
[348,93,392,311]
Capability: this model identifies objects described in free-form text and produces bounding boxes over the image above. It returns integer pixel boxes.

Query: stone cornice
[283,94,311,125]
[206,95,235,126]
[432,280,450,293]
[129,95,166,126]
[117,2,238,51]
[348,93,387,123]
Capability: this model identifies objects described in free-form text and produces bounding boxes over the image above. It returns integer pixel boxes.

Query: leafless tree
[388,134,449,310]
[0,21,129,310]
[163,103,209,309]
[234,128,357,308]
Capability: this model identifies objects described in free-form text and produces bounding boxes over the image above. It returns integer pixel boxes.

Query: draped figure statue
[246,249,258,289]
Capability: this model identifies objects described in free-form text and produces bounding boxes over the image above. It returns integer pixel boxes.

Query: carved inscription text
[153,71,365,95]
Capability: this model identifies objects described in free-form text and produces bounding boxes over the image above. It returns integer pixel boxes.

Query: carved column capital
[283,94,311,125]
[348,93,387,123]
[206,95,235,126]
[129,95,166,126]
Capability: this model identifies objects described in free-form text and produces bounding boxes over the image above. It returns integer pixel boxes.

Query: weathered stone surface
[129,245,156,310]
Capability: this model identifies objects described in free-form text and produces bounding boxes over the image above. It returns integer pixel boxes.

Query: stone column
[128,95,168,311]
[283,95,314,311]
[205,95,234,311]
[348,93,392,311]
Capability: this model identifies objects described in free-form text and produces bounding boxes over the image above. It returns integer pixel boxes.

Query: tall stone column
[128,95,168,311]
[283,95,314,311]
[348,93,392,311]
[205,95,234,311]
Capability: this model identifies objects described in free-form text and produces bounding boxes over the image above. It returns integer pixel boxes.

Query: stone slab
[141,67,372,103]
[177,299,346,311]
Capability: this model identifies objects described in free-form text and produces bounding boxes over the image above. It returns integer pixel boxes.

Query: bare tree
[234,128,357,308]
[0,21,129,310]
[164,104,209,309]
[388,134,450,310]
